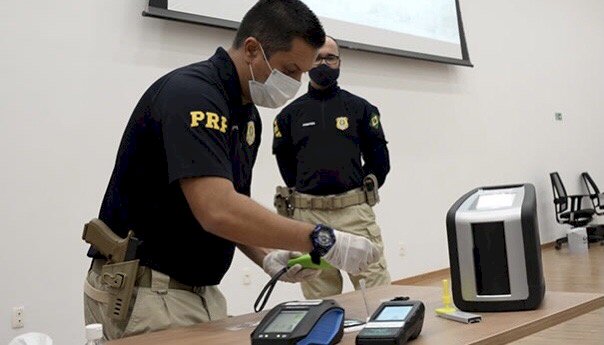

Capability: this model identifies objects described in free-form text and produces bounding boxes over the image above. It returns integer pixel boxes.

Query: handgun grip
[82,218,132,263]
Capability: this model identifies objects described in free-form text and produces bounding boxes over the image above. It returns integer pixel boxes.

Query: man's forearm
[217,190,314,251]
[362,143,390,187]
[237,244,270,267]
[276,152,297,187]
[182,177,314,253]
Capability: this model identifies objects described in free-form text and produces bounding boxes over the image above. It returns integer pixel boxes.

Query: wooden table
[108,285,604,345]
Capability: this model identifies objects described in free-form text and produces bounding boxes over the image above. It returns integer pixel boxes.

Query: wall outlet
[12,306,24,329]
[398,242,405,257]
[555,112,563,121]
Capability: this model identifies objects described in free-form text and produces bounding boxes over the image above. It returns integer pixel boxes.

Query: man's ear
[243,37,261,64]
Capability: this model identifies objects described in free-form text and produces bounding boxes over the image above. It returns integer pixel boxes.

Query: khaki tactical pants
[84,261,227,340]
[292,191,391,299]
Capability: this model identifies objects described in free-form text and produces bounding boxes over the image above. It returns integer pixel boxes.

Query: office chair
[581,172,604,215]
[580,172,604,244]
[549,172,596,250]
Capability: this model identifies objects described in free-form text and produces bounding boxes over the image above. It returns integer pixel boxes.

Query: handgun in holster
[82,218,141,320]
[363,174,380,206]
[274,186,295,217]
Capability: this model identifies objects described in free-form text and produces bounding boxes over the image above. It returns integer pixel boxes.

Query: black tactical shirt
[89,48,262,286]
[273,83,389,195]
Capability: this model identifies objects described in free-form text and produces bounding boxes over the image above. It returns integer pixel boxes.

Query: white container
[8,333,53,345]
[567,227,588,254]
[85,324,104,344]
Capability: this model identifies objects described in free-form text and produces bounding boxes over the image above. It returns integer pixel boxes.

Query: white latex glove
[262,250,321,283]
[323,230,380,275]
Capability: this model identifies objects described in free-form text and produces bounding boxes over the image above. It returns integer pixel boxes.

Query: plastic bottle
[85,323,105,345]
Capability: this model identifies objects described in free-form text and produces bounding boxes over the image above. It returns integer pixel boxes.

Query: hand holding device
[263,251,321,283]
[322,230,380,274]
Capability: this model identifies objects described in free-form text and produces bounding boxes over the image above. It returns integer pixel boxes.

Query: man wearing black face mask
[272,36,391,299]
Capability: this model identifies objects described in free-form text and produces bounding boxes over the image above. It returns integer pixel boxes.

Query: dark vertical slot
[472,222,511,295]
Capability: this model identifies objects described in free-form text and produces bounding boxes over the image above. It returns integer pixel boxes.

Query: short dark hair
[233,0,326,58]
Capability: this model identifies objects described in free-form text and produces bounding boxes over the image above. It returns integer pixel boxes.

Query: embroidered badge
[336,116,349,131]
[370,113,380,129]
[246,121,255,146]
[273,120,282,138]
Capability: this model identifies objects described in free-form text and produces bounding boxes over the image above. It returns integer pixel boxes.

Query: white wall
[1,0,603,343]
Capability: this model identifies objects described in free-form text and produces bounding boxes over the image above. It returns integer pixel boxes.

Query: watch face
[316,230,333,246]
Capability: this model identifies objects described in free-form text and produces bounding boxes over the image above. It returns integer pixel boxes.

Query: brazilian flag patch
[273,120,282,138]
[370,113,380,129]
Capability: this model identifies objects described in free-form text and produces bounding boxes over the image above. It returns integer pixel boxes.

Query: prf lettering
[190,111,228,133]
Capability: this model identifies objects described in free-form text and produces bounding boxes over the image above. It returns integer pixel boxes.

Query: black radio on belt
[356,300,425,345]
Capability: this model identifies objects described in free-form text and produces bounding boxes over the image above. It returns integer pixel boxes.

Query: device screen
[475,193,515,210]
[375,306,413,321]
[263,310,308,333]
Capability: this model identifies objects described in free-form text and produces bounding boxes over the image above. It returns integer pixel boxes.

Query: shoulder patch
[273,119,282,138]
[190,111,228,133]
[370,113,380,129]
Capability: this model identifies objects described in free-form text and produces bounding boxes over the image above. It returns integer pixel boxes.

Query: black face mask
[309,64,340,87]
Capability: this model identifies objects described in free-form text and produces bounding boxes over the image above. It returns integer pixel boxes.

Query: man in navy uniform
[84,1,379,340]
[273,36,391,299]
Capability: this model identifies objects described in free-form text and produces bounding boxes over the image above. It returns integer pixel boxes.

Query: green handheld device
[255,254,334,312]
[288,254,332,270]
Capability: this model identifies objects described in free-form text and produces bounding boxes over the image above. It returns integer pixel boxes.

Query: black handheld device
[251,299,344,345]
[356,300,425,345]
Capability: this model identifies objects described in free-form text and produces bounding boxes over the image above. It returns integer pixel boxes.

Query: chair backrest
[582,171,603,214]
[581,172,600,195]
[550,172,568,212]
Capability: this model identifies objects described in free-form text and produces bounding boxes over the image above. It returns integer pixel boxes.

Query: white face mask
[248,45,301,109]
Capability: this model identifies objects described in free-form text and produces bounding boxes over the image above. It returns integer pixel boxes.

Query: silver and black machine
[446,184,545,312]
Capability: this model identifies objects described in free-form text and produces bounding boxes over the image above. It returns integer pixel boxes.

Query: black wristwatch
[309,224,336,264]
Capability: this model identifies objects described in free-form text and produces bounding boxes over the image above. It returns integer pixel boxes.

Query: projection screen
[143,0,472,66]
